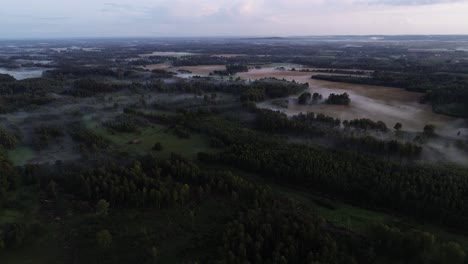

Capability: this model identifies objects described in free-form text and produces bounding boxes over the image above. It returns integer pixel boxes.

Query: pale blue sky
[1,0,468,38]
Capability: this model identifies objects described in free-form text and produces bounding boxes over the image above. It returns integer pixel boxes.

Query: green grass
[7,147,36,166]
[0,209,22,225]
[86,120,215,159]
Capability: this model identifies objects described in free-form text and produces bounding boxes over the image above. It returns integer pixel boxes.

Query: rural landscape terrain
[1,35,468,263]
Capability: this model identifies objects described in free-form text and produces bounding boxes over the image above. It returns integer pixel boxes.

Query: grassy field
[86,120,215,159]
[7,146,36,166]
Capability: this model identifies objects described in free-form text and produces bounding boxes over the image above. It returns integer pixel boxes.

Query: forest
[1,37,468,264]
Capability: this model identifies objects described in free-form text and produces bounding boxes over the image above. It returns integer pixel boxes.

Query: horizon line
[2,34,468,41]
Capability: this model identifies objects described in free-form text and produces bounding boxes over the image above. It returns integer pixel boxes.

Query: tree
[153,142,163,151]
[150,246,159,264]
[0,161,10,197]
[96,229,112,249]
[423,124,436,136]
[96,199,110,217]
[394,122,402,131]
[47,180,57,199]
[325,93,350,105]
[439,242,466,264]
[312,93,323,101]
[298,92,311,105]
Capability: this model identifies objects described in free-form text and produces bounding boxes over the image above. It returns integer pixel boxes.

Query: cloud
[1,0,468,38]
[366,0,466,5]
[33,16,70,21]
[100,3,153,13]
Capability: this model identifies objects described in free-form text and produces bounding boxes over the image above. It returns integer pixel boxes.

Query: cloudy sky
[1,0,468,38]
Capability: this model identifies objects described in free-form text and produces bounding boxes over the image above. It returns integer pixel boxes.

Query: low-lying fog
[0,67,46,80]
[0,90,210,165]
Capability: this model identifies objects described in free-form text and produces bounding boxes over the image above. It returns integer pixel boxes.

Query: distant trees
[195,117,468,230]
[424,124,436,136]
[326,93,350,105]
[0,126,20,149]
[212,64,249,75]
[241,79,308,102]
[219,197,358,264]
[0,222,31,249]
[344,118,388,132]
[47,180,58,199]
[298,92,311,104]
[45,67,134,79]
[370,223,466,264]
[96,199,110,217]
[33,125,64,150]
[152,142,163,151]
[151,69,176,78]
[96,229,112,249]
[255,109,327,136]
[66,79,122,97]
[0,151,18,197]
[69,125,110,154]
[394,122,402,131]
[440,242,467,264]
[0,74,15,83]
[310,69,369,75]
[312,92,323,101]
[340,136,421,157]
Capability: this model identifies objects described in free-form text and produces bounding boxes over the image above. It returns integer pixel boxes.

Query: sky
[1,0,468,38]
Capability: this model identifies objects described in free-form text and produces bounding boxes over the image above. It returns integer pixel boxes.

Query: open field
[210,54,246,58]
[142,63,171,70]
[169,65,226,76]
[86,120,215,159]
[239,67,468,138]
[7,146,36,166]
[138,51,197,58]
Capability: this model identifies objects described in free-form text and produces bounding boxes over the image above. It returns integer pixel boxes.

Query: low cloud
[1,0,468,37]
[366,0,466,5]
